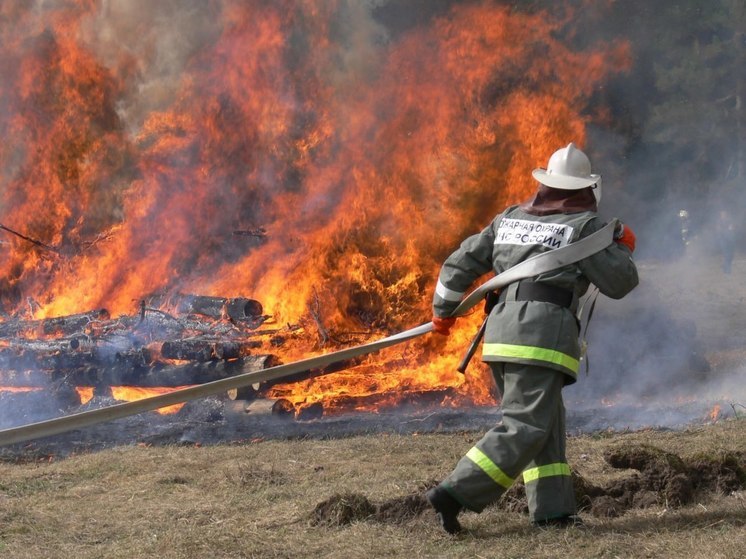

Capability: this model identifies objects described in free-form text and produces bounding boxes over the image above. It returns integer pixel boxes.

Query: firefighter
[426,143,639,534]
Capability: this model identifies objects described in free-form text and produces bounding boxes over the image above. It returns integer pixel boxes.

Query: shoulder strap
[449,218,617,317]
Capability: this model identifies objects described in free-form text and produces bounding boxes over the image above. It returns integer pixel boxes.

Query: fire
[708,404,721,422]
[110,386,188,415]
[0,2,629,413]
[75,386,94,405]
[0,386,42,393]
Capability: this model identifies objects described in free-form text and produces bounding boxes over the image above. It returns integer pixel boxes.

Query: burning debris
[0,293,288,427]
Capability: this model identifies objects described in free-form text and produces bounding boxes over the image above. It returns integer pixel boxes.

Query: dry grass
[0,419,744,559]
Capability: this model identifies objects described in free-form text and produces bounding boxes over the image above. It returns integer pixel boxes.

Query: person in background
[715,209,736,274]
[426,143,639,534]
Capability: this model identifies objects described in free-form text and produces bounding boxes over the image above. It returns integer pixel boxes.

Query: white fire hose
[0,220,616,447]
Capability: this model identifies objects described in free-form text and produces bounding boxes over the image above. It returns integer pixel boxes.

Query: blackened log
[137,355,278,387]
[213,340,262,359]
[0,346,94,372]
[173,294,263,321]
[225,298,263,320]
[0,334,146,373]
[243,398,296,418]
[296,402,324,421]
[226,384,260,401]
[91,333,146,364]
[62,354,280,387]
[0,310,109,338]
[0,318,36,338]
[176,294,225,317]
[161,338,214,362]
[160,338,263,362]
[40,309,110,336]
[261,358,363,391]
[135,311,239,337]
[134,311,186,338]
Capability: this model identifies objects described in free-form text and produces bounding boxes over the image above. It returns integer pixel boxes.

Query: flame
[0,2,630,413]
[110,386,189,415]
[708,404,721,422]
[0,386,43,393]
[76,386,94,404]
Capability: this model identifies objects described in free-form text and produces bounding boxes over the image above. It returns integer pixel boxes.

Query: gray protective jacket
[433,205,639,383]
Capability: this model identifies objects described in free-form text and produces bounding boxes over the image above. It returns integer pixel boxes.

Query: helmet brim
[532,168,600,190]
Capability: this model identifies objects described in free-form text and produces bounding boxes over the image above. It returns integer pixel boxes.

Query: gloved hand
[432,316,457,336]
[614,223,636,253]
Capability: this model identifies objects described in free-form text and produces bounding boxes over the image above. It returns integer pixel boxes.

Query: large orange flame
[0,2,630,413]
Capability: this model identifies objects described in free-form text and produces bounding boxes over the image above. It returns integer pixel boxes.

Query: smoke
[80,0,223,132]
[562,1,746,411]
[0,0,742,432]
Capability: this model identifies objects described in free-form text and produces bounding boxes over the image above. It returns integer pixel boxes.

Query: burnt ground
[0,394,732,462]
[311,444,746,526]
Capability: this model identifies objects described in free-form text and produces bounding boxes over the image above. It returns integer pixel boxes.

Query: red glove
[614,223,636,253]
[432,316,456,336]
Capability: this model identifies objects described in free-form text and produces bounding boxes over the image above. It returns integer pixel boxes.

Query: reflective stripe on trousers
[523,462,571,483]
[482,342,579,374]
[465,447,514,489]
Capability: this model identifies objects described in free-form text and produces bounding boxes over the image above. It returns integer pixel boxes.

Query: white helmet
[532,143,602,202]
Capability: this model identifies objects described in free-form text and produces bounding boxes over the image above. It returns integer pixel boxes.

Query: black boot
[425,486,463,534]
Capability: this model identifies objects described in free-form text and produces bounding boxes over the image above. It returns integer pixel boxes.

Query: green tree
[643,0,745,200]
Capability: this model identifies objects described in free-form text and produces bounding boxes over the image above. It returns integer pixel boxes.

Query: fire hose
[0,220,616,447]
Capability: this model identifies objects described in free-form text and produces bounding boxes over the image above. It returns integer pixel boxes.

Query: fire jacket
[433,205,639,383]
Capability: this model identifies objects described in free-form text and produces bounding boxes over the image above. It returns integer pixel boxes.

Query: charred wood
[40,309,110,336]
[0,334,147,374]
[0,318,36,338]
[261,357,364,392]
[226,384,260,401]
[134,354,278,387]
[213,340,262,359]
[57,354,281,388]
[167,294,263,321]
[243,398,296,418]
[160,338,262,362]
[0,309,110,338]
[160,338,213,361]
[296,401,324,421]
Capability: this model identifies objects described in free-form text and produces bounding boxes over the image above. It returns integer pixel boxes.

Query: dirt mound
[603,444,693,506]
[688,450,746,494]
[498,444,746,519]
[311,491,430,527]
[311,493,376,526]
[376,494,430,523]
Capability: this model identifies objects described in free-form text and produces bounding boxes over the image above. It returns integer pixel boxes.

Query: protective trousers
[440,362,576,522]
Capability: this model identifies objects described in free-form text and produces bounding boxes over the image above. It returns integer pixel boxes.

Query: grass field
[0,418,744,559]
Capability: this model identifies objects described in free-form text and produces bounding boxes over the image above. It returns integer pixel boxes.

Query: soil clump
[498,443,746,518]
[311,491,429,526]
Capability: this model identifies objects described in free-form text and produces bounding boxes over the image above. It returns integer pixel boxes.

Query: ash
[0,395,732,462]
